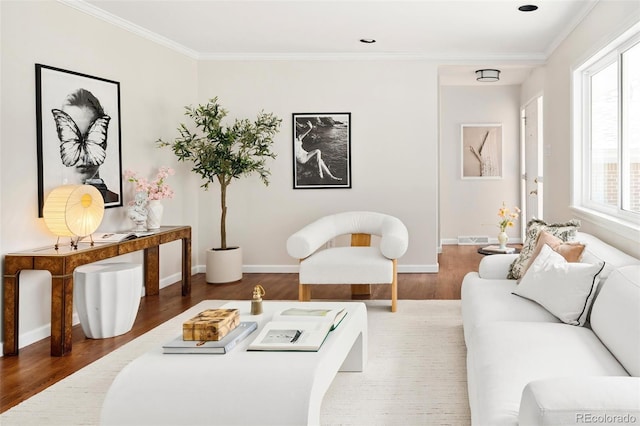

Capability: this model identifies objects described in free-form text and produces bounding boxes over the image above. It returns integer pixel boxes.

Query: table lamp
[43,184,105,249]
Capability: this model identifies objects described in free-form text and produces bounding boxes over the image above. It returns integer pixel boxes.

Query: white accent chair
[286,211,409,312]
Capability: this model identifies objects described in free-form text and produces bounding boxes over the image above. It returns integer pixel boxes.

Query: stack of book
[163,308,257,354]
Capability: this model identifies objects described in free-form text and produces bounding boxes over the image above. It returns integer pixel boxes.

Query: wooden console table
[3,225,191,357]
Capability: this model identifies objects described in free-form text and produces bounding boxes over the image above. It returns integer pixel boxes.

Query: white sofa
[461,232,640,425]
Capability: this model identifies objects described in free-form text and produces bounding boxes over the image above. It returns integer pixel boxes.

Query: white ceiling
[66,0,601,85]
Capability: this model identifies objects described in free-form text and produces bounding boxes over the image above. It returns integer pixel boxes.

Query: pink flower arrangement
[497,202,521,232]
[124,166,175,201]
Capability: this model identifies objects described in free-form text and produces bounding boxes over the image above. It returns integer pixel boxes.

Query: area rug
[0,300,470,426]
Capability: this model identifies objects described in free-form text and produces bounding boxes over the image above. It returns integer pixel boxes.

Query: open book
[91,231,156,243]
[247,308,346,352]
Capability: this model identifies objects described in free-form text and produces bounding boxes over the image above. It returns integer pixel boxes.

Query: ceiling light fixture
[359,38,376,44]
[475,69,501,82]
[518,4,538,12]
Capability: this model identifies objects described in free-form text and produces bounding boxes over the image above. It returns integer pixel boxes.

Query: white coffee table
[101,301,368,426]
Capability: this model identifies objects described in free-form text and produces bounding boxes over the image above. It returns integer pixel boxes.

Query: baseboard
[441,238,459,245]
[12,324,52,351]
[399,264,439,273]
[5,313,82,352]
[159,266,201,289]
[242,265,299,273]
[441,237,522,245]
[202,264,441,274]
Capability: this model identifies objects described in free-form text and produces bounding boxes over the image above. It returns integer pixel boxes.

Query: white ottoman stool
[73,262,143,339]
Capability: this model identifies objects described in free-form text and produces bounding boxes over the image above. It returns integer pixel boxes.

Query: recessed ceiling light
[360,38,376,44]
[518,4,538,12]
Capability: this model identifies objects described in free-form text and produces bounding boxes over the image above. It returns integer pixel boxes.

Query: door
[520,96,544,235]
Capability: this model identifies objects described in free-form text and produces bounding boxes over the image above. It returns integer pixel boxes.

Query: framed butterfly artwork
[35,64,123,217]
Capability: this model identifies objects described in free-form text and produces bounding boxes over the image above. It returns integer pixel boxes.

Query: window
[573,27,640,234]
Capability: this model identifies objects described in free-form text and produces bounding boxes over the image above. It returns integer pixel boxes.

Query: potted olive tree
[158,97,281,283]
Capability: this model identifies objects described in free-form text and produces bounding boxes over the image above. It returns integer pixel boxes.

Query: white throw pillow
[513,244,605,326]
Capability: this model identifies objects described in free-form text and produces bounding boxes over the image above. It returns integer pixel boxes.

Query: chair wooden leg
[351,234,372,297]
[391,259,398,312]
[299,283,311,302]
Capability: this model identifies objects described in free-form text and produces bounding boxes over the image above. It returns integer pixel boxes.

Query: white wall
[195,60,440,272]
[523,0,640,258]
[520,67,545,107]
[439,85,521,243]
[0,0,199,348]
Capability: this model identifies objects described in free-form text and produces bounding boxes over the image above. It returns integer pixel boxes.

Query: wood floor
[0,245,484,414]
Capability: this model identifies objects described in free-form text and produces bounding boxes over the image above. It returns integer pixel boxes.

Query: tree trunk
[220,181,227,249]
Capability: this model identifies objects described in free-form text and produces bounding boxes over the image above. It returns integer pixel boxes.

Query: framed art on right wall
[461,124,503,179]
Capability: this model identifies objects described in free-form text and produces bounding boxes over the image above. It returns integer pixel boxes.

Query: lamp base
[54,236,80,251]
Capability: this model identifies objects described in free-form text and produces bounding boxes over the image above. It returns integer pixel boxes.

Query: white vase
[498,231,509,249]
[147,200,164,229]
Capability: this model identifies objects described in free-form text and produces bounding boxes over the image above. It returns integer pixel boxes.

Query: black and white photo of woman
[293,114,351,189]
[295,120,341,181]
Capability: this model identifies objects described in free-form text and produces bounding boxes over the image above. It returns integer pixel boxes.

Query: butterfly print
[51,109,111,167]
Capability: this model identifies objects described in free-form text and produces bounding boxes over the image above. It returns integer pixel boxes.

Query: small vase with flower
[124,166,175,230]
[497,202,520,249]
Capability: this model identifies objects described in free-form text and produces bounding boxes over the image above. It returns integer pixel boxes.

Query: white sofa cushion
[461,275,559,345]
[513,244,605,326]
[519,376,640,426]
[467,322,630,426]
[299,246,393,284]
[521,230,586,277]
[590,265,640,377]
[576,232,640,284]
[508,219,581,280]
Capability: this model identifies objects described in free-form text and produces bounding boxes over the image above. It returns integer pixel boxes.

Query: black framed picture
[35,64,123,217]
[292,113,351,189]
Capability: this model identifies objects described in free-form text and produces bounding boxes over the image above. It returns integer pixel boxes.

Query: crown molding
[196,51,547,62]
[57,0,200,59]
[544,0,599,58]
[58,0,547,64]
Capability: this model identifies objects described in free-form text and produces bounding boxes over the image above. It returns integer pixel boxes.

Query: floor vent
[457,236,490,245]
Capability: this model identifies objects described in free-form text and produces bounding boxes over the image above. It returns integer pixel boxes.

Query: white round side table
[73,262,143,339]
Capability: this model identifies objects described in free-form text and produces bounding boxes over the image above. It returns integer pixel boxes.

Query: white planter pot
[206,247,242,284]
